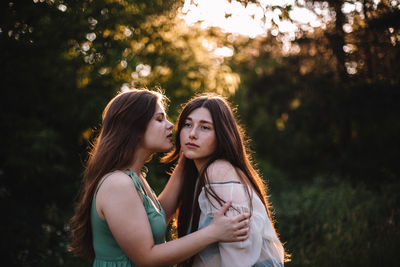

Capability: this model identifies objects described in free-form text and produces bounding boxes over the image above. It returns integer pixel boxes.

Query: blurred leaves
[228,1,400,265]
[1,0,400,266]
[230,0,400,184]
[0,0,178,266]
[271,175,400,266]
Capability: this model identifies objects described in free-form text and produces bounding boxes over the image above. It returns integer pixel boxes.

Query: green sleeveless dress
[91,169,167,267]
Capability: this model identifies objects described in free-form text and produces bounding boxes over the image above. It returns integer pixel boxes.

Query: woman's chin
[156,144,173,153]
[181,152,197,160]
[164,144,174,152]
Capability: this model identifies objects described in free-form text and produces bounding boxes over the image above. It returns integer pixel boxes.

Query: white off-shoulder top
[193,181,284,267]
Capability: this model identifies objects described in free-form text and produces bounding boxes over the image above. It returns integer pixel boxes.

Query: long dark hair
[163,93,283,266]
[69,88,165,259]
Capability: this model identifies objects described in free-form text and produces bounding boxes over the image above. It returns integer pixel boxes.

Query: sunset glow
[180,0,329,38]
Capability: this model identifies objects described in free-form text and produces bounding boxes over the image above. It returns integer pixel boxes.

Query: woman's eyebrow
[186,117,212,124]
[155,112,165,118]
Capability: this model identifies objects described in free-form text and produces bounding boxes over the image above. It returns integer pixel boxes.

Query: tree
[228,0,400,183]
[0,0,177,265]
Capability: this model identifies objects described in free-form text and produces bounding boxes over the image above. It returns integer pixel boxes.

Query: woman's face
[142,102,174,153]
[180,107,216,169]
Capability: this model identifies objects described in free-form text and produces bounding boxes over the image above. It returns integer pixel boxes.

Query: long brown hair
[69,88,165,259]
[163,93,283,266]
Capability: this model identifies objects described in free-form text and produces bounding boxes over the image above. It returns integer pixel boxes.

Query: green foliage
[0,0,177,266]
[243,72,400,183]
[270,176,400,267]
[228,1,400,265]
[1,0,399,266]
[229,0,400,184]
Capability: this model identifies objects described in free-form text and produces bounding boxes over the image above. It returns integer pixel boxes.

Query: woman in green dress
[69,89,250,267]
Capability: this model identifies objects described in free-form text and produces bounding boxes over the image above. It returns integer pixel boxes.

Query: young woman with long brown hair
[69,89,250,267]
[163,94,286,267]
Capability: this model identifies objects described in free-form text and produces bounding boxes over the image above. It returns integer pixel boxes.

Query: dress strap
[209,180,241,185]
[123,169,147,197]
[94,169,148,199]
[124,169,164,212]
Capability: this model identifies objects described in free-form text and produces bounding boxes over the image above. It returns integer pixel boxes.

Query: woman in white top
[163,93,287,267]
[69,89,251,267]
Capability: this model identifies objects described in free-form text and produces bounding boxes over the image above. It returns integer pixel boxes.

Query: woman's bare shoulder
[206,159,241,183]
[98,171,135,193]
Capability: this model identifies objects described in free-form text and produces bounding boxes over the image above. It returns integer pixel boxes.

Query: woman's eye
[201,125,210,130]
[184,122,191,127]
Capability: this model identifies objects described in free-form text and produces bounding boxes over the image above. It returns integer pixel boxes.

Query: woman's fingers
[211,203,251,242]
[236,218,250,230]
[215,201,232,216]
[209,201,244,242]
[177,153,186,165]
[231,219,249,239]
[229,212,250,241]
[235,212,250,222]
[234,233,249,241]
[234,226,249,237]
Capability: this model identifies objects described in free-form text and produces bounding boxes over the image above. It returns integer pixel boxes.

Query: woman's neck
[194,158,208,172]
[129,147,152,175]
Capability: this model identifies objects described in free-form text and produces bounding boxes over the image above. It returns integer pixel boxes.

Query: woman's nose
[189,127,197,139]
[166,120,173,130]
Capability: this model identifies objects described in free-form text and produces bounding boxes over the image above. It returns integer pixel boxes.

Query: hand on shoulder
[206,159,241,184]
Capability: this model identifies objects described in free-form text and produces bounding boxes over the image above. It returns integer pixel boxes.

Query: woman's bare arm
[158,156,185,222]
[97,172,249,267]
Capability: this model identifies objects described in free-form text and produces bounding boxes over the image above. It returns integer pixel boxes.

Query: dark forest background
[1,0,399,266]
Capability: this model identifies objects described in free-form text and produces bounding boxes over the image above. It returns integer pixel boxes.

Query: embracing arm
[157,156,184,222]
[97,172,249,267]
